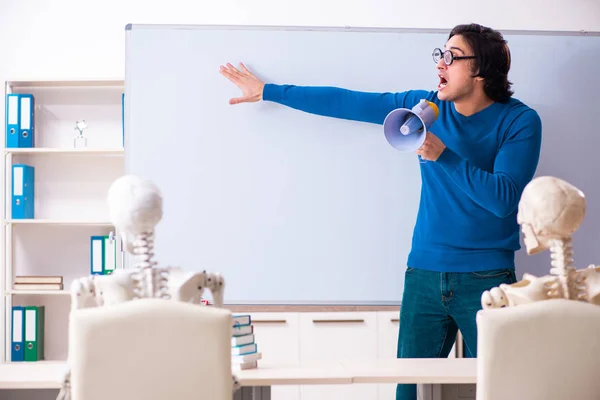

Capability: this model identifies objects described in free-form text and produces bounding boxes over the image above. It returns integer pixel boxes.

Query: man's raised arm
[220,62,427,125]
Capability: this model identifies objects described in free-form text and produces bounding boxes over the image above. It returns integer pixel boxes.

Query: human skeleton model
[57,175,237,400]
[70,174,225,308]
[481,176,600,309]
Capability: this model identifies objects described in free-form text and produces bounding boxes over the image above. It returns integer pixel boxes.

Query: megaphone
[383,99,439,152]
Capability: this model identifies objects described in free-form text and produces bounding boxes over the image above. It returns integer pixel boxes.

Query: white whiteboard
[124,24,600,304]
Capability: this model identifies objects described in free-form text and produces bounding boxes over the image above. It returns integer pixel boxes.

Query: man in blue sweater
[220,23,542,399]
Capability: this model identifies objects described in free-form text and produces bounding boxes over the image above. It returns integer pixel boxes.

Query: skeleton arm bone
[206,272,225,307]
[70,276,100,311]
[481,273,564,309]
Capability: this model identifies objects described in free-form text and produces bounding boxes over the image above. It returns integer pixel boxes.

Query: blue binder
[11,306,24,361]
[11,164,34,219]
[5,94,35,148]
[90,236,105,275]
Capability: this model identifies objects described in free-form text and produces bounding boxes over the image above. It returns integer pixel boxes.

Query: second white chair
[476,299,600,400]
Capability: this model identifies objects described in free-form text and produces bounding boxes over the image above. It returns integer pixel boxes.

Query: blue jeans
[395,267,517,400]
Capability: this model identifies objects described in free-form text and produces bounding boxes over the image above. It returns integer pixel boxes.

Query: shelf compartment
[7,83,124,149]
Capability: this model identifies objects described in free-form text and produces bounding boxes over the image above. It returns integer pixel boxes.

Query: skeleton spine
[131,231,157,297]
[549,238,575,299]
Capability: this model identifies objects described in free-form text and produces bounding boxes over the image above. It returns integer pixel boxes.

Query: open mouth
[438,75,448,90]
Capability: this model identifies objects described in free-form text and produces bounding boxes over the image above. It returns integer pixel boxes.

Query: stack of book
[231,314,261,370]
[13,275,63,291]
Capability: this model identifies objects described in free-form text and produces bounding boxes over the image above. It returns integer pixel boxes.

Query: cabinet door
[298,312,378,400]
[249,312,300,400]
[377,310,400,400]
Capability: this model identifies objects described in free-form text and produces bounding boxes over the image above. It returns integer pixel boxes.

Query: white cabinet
[298,312,379,400]
[240,308,461,400]
[377,311,400,400]
[249,312,301,400]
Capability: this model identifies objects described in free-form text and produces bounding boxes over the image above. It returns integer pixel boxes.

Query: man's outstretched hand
[219,62,265,105]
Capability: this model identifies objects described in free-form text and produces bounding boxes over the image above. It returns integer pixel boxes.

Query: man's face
[436,34,479,102]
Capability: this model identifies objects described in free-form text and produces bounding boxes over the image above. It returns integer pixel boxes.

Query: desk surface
[341,359,477,384]
[0,358,477,389]
[0,362,66,389]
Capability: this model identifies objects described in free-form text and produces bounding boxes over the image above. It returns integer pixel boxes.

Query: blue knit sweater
[262,84,542,272]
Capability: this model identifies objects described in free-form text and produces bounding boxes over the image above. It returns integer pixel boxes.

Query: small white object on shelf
[73,120,88,148]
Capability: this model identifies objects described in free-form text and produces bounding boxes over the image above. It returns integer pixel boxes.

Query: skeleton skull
[107,175,163,252]
[517,176,586,255]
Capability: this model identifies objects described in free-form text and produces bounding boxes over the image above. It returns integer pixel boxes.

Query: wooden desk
[0,358,477,399]
[341,358,477,384]
[234,358,477,400]
[236,361,353,386]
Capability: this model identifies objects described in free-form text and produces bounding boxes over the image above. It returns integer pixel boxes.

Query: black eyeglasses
[432,48,476,65]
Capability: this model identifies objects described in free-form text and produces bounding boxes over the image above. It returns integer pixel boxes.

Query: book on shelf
[13,275,63,291]
[232,314,261,370]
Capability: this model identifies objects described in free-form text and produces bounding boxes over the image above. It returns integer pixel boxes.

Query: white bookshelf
[2,79,126,364]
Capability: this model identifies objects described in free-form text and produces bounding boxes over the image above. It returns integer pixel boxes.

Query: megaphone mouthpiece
[399,114,424,136]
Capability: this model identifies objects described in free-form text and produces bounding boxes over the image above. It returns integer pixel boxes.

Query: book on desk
[232,314,262,370]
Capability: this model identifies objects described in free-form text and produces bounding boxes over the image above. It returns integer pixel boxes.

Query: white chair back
[68,298,232,400]
[476,299,600,400]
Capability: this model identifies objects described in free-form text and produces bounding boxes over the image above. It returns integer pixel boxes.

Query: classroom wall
[1,0,599,83]
[1,0,598,150]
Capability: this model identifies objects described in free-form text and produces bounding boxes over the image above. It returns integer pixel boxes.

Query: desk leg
[419,384,442,400]
[233,386,271,400]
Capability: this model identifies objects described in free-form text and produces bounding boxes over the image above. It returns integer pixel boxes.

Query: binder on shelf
[5,93,35,148]
[104,233,117,274]
[90,236,104,275]
[11,306,24,362]
[91,234,117,275]
[11,164,34,219]
[24,305,45,362]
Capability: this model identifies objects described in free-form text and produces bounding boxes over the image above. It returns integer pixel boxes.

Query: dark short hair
[449,23,513,103]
